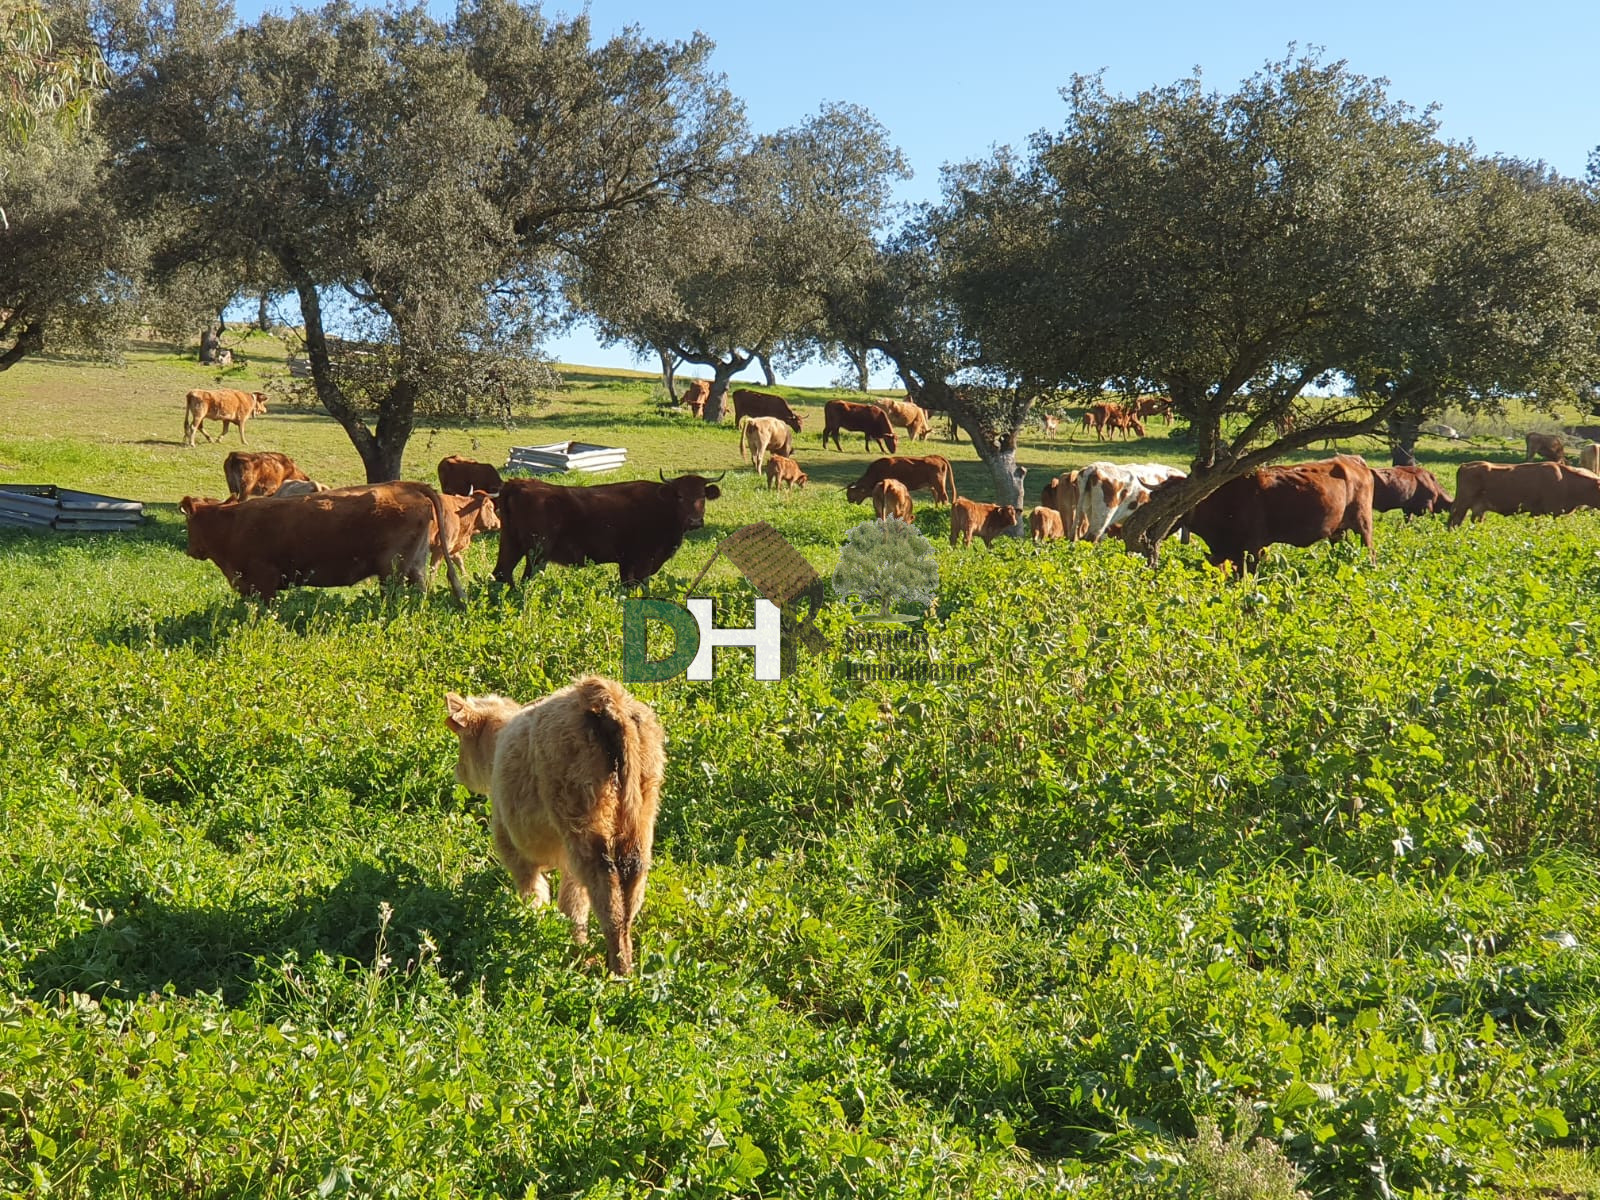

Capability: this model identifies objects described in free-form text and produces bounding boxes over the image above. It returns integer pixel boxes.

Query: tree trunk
[701,352,750,423]
[294,278,386,477]
[658,347,679,402]
[1385,390,1432,467]
[759,353,776,388]
[845,344,870,392]
[256,293,272,333]
[198,323,220,364]
[0,319,44,371]
[368,379,416,482]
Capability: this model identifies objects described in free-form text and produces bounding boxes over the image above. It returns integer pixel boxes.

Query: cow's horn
[660,470,670,483]
[706,471,726,483]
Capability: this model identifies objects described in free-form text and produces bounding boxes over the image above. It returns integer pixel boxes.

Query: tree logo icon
[831,518,939,622]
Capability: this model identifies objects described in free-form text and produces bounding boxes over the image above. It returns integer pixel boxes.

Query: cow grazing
[1371,466,1452,518]
[184,389,267,446]
[438,455,503,496]
[871,478,913,523]
[950,498,1020,547]
[179,482,465,602]
[445,676,665,976]
[731,389,803,432]
[763,454,807,491]
[1580,443,1600,474]
[1448,461,1600,526]
[1166,454,1375,572]
[873,397,932,441]
[493,473,722,587]
[1030,506,1064,541]
[844,456,958,505]
[739,416,794,471]
[1134,396,1174,425]
[223,450,310,501]
[1525,432,1566,463]
[1040,471,1082,540]
[271,478,329,498]
[1077,461,1188,544]
[823,400,898,454]
[680,379,713,420]
[1081,401,1145,442]
[432,491,500,581]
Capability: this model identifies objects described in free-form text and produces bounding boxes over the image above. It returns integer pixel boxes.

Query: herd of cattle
[172,386,1600,600]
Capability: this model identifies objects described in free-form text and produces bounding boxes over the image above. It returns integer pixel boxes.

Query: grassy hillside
[3,341,1600,1198]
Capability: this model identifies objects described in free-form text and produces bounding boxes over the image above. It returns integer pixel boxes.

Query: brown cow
[1134,396,1174,425]
[432,491,500,581]
[184,389,267,446]
[1030,506,1064,541]
[223,450,310,501]
[1525,432,1566,463]
[1159,454,1375,572]
[445,675,665,976]
[271,478,329,498]
[845,456,957,505]
[1371,466,1452,518]
[179,482,465,602]
[763,454,807,490]
[731,389,803,432]
[739,416,794,471]
[871,479,913,524]
[1448,461,1600,526]
[438,455,504,496]
[950,498,1020,548]
[823,400,897,453]
[873,397,931,441]
[493,473,721,586]
[1040,471,1082,540]
[681,378,712,419]
[1582,443,1600,474]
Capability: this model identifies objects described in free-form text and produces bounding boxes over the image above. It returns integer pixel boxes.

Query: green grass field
[3,338,1600,1198]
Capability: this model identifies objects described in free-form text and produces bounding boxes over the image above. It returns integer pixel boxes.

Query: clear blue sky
[232,0,1600,387]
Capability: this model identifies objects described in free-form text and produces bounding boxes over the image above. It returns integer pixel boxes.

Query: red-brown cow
[438,455,504,496]
[1371,466,1452,518]
[224,450,310,501]
[823,400,898,454]
[432,491,500,582]
[844,456,957,505]
[184,389,267,446]
[681,379,712,420]
[763,454,807,490]
[871,479,914,524]
[1030,506,1064,541]
[950,498,1020,548]
[1448,461,1600,526]
[493,473,722,586]
[731,389,803,432]
[179,482,464,602]
[1158,454,1375,572]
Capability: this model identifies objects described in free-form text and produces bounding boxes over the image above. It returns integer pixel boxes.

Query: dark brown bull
[1371,466,1452,518]
[493,473,723,587]
[438,455,504,496]
[844,456,957,505]
[823,400,897,454]
[731,389,803,432]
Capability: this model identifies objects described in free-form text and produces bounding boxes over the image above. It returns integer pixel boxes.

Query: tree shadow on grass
[23,859,522,1007]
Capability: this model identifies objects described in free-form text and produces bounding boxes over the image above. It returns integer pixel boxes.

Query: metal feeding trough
[505,441,628,476]
[0,485,145,532]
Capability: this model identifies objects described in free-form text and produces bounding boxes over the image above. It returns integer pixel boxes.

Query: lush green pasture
[3,348,1600,1198]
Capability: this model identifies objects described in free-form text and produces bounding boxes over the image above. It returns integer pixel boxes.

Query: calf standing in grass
[445,677,665,976]
[950,498,1019,547]
[871,478,913,523]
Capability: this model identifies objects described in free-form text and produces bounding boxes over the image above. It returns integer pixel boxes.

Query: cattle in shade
[679,379,714,420]
[1525,432,1566,463]
[873,397,932,441]
[179,482,465,602]
[1134,395,1174,425]
[1030,506,1064,541]
[1580,443,1600,474]
[844,456,957,505]
[438,455,504,496]
[184,389,267,446]
[950,498,1020,548]
[1160,454,1375,572]
[1448,461,1600,526]
[271,478,329,498]
[1371,466,1452,518]
[871,479,913,524]
[763,454,807,490]
[432,491,500,582]
[492,473,722,586]
[445,675,664,976]
[739,416,794,471]
[731,389,803,431]
[224,450,310,500]
[823,400,898,453]
[1077,461,1187,544]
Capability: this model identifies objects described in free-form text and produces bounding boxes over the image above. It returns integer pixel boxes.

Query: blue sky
[232,0,1600,387]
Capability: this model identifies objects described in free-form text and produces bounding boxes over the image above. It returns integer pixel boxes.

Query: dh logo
[622,598,783,682]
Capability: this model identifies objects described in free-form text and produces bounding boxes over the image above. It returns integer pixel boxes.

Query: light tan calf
[871,478,914,523]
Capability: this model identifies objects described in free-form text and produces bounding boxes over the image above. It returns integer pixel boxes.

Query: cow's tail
[737,416,752,462]
[945,459,959,503]
[426,486,467,602]
[578,677,652,975]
